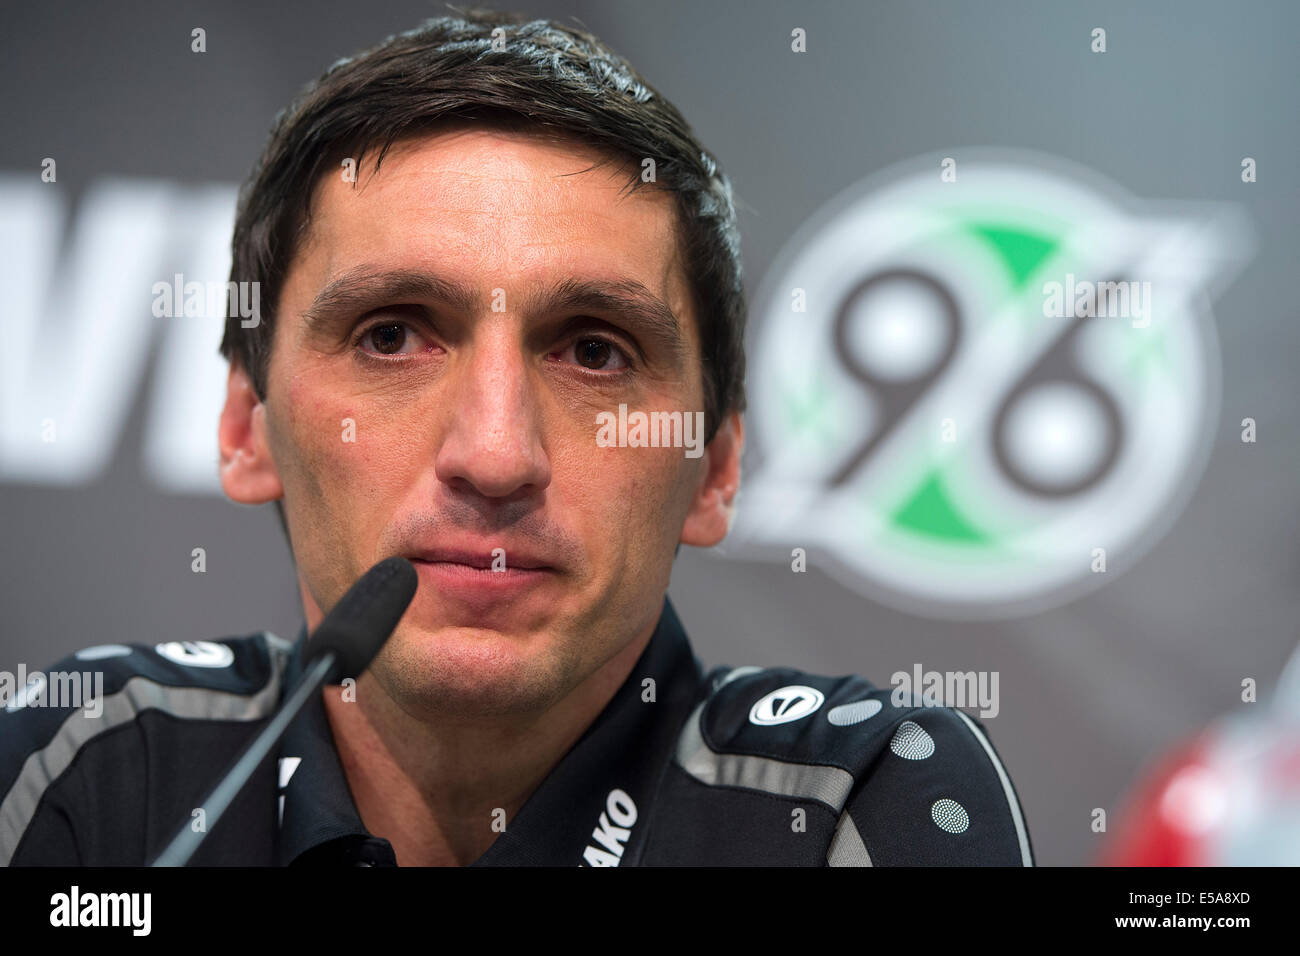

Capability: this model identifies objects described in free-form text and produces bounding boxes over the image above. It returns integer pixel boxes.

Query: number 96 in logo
[735,149,1252,620]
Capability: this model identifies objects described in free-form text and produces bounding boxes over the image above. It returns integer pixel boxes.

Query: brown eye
[368,324,407,354]
[576,338,613,369]
[545,334,632,373]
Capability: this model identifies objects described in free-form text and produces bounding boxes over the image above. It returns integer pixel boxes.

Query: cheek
[278,375,416,521]
[563,440,694,556]
[285,379,347,486]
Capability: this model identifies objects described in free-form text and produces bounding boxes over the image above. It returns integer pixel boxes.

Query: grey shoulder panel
[674,697,857,811]
[0,631,291,865]
[670,663,1033,866]
[671,664,887,813]
[827,809,874,866]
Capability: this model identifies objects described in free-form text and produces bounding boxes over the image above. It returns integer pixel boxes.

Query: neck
[319,624,653,866]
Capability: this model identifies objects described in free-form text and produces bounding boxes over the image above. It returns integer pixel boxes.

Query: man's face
[258,126,717,718]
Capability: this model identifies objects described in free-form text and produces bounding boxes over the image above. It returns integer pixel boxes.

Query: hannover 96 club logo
[732,149,1252,620]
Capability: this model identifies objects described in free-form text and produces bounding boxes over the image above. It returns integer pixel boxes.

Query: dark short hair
[220,8,746,450]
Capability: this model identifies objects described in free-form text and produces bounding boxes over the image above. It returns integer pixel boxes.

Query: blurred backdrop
[1,0,1296,865]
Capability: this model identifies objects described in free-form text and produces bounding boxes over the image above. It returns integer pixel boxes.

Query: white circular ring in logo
[154,641,234,668]
[748,685,825,726]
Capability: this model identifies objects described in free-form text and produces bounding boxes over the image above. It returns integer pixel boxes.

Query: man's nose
[432,328,551,500]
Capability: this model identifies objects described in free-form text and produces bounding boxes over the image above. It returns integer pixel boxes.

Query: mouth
[405,550,556,610]
[406,544,555,572]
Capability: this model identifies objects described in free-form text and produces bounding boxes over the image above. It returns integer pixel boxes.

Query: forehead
[291,125,691,316]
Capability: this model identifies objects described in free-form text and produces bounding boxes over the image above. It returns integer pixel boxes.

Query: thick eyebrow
[301,267,480,332]
[302,267,688,363]
[526,276,687,364]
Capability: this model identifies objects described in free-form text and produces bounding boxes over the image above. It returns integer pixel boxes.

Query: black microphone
[150,556,418,867]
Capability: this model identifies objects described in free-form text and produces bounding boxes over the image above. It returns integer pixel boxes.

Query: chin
[370,621,578,718]
[401,583,560,640]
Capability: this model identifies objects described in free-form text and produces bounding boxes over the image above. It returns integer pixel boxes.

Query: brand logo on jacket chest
[580,788,638,866]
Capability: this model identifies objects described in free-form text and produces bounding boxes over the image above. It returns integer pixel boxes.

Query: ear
[218,361,284,504]
[679,410,744,548]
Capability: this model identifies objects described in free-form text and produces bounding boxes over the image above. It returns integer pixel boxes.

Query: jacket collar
[275,596,705,866]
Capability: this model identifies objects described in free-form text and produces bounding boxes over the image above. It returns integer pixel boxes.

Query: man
[0,11,1032,866]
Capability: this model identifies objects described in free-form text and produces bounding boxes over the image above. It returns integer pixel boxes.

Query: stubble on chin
[364,622,586,723]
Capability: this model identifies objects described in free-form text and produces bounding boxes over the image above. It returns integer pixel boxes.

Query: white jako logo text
[581,789,638,867]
